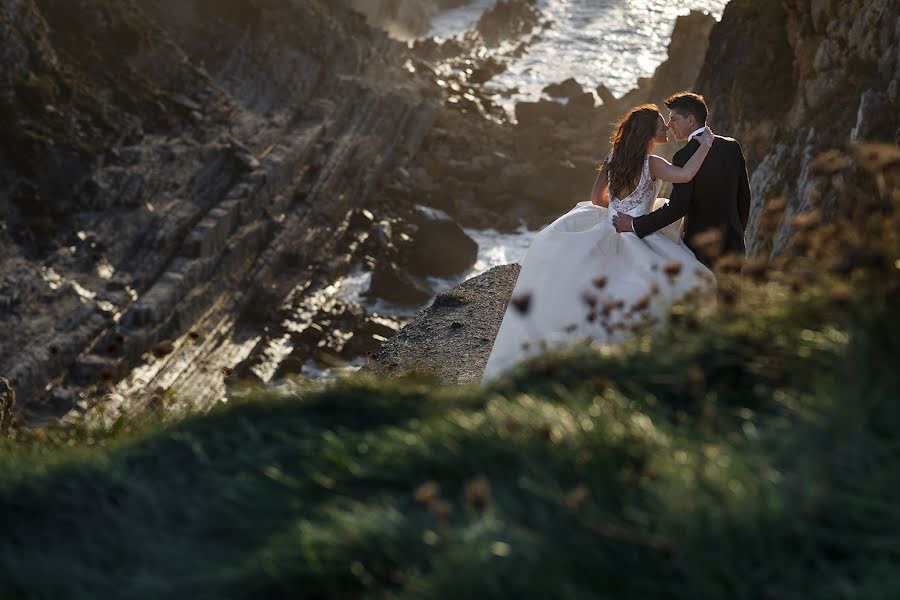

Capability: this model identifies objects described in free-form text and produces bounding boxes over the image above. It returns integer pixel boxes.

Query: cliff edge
[364,264,519,384]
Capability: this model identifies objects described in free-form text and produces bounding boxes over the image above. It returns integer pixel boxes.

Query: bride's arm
[591,160,609,207]
[649,128,715,183]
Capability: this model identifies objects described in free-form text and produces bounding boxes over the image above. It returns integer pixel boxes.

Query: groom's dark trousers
[632,136,751,269]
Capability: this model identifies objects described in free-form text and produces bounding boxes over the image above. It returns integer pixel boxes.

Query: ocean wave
[350,0,472,39]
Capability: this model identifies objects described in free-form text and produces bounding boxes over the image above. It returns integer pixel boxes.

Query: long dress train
[481,155,715,384]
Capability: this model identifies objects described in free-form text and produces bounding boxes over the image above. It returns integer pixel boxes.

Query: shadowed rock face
[0,0,215,236]
[0,0,443,417]
[696,0,899,257]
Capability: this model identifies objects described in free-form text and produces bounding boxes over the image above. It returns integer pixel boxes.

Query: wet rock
[543,78,594,109]
[401,205,478,277]
[468,56,508,84]
[368,261,433,305]
[515,99,570,126]
[543,78,585,100]
[476,0,541,47]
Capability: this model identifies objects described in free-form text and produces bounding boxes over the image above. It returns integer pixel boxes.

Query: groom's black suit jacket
[633,136,751,268]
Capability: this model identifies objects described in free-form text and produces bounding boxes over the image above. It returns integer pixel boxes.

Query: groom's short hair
[665,92,708,125]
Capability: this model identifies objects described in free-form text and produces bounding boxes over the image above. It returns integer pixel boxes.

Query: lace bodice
[609,155,661,216]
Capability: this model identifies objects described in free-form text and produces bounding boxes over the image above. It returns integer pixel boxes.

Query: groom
[612,92,751,268]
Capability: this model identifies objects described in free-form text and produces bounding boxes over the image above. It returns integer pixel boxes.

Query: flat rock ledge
[363,264,519,384]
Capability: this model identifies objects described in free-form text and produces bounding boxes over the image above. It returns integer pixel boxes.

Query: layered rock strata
[1,0,443,418]
[2,0,555,420]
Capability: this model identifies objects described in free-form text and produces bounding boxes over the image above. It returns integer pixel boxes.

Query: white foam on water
[426,0,729,114]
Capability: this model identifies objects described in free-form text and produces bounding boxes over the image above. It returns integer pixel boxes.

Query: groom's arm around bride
[612,92,752,268]
[631,141,698,237]
[635,136,751,267]
[634,140,750,269]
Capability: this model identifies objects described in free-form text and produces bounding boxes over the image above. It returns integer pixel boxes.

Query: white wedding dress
[482,154,715,384]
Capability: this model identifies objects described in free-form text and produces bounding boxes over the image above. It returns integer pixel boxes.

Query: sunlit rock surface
[695,0,899,257]
[364,263,519,383]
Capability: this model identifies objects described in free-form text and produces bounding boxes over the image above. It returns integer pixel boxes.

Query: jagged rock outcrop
[0,0,444,418]
[364,263,519,383]
[695,0,899,257]
[475,0,541,48]
[609,10,717,116]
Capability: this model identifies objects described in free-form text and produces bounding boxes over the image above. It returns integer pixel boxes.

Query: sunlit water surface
[427,0,727,112]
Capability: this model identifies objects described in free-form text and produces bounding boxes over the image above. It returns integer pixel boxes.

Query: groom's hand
[612,212,634,233]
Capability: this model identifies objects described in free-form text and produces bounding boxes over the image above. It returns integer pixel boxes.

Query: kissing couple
[483,92,752,383]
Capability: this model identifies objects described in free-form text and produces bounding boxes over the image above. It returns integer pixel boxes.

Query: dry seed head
[414,481,441,504]
[510,293,532,315]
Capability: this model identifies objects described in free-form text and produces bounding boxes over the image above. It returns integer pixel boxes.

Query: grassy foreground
[1,154,899,598]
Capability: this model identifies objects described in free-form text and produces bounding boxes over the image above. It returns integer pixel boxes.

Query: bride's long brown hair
[605,104,660,199]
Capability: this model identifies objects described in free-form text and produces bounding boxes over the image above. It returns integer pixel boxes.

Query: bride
[482,103,716,383]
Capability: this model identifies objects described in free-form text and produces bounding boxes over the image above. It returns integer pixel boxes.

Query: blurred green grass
[1,154,898,598]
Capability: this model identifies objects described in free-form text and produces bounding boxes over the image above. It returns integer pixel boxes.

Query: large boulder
[514,99,570,126]
[364,205,478,305]
[368,260,433,305]
[475,0,541,47]
[543,78,595,109]
[401,205,478,277]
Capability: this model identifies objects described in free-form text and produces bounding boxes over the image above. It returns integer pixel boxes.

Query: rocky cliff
[1,0,556,422]
[1,0,448,420]
[695,0,899,256]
